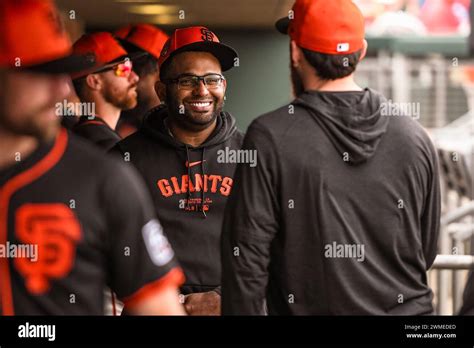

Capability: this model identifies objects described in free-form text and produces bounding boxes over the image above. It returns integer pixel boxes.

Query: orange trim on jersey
[0,128,68,315]
[121,267,185,309]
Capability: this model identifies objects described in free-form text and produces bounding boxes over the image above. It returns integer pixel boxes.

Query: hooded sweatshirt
[221,88,440,315]
[112,106,244,294]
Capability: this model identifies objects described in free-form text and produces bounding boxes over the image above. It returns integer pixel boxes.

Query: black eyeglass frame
[162,73,226,89]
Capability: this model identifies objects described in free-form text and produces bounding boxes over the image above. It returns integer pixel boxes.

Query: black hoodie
[112,106,244,294]
[221,88,440,315]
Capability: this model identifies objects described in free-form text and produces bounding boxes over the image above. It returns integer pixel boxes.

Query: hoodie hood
[293,88,389,165]
[141,105,238,150]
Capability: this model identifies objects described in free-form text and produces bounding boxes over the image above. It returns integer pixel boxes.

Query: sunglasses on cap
[94,59,133,77]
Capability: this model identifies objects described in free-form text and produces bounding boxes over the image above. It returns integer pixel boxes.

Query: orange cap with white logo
[276,0,365,55]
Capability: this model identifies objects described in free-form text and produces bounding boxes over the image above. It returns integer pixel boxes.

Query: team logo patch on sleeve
[142,220,174,266]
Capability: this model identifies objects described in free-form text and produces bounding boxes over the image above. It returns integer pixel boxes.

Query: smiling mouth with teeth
[188,101,212,107]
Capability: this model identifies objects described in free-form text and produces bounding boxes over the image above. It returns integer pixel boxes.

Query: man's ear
[85,74,101,91]
[155,80,166,103]
[359,39,368,62]
[290,40,303,68]
[222,78,227,94]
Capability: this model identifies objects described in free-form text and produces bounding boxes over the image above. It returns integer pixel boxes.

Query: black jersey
[72,116,121,152]
[0,129,183,315]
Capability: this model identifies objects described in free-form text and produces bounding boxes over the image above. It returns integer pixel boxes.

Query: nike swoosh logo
[185,160,206,168]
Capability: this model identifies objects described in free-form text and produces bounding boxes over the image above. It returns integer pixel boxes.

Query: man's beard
[134,87,159,119]
[291,65,305,98]
[0,107,60,142]
[165,91,223,131]
[103,84,138,110]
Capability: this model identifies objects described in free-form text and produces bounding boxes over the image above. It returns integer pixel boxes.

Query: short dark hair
[301,48,362,80]
[72,78,86,100]
[159,55,176,82]
[118,39,159,77]
[133,54,158,78]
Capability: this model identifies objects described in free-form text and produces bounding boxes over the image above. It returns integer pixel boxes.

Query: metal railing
[432,254,474,270]
[433,201,474,314]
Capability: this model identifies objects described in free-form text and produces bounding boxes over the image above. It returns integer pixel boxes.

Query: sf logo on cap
[201,28,214,42]
[336,43,350,52]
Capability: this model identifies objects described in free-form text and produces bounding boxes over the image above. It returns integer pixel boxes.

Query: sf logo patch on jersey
[14,204,82,295]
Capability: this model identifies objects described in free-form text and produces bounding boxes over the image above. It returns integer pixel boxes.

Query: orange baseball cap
[115,24,169,60]
[158,26,238,79]
[276,0,365,55]
[0,0,95,73]
[71,32,130,79]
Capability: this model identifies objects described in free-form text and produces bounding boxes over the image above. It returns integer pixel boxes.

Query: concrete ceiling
[56,0,295,31]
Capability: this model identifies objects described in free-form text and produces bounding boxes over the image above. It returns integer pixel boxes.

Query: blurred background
[55,0,473,315]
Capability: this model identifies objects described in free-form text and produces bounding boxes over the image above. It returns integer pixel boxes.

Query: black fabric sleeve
[97,137,120,152]
[108,143,124,158]
[420,138,441,269]
[100,160,182,301]
[221,121,280,315]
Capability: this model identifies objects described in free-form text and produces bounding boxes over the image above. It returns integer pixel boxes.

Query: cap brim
[275,17,290,34]
[162,41,238,73]
[26,53,96,75]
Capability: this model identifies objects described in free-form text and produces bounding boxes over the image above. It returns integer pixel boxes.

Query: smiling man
[112,26,244,315]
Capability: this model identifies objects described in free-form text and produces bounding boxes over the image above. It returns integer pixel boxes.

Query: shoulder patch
[142,219,174,266]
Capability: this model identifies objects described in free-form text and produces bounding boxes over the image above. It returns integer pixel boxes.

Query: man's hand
[184,291,221,315]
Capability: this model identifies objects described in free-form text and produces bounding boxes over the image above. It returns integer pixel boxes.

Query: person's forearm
[127,287,186,315]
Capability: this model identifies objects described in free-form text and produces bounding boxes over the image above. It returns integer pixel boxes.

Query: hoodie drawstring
[201,148,207,218]
[185,145,192,211]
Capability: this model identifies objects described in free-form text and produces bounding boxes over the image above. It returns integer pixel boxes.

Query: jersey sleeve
[99,159,184,306]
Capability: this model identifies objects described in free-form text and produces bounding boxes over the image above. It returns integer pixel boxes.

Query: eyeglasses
[95,60,133,78]
[163,73,225,90]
